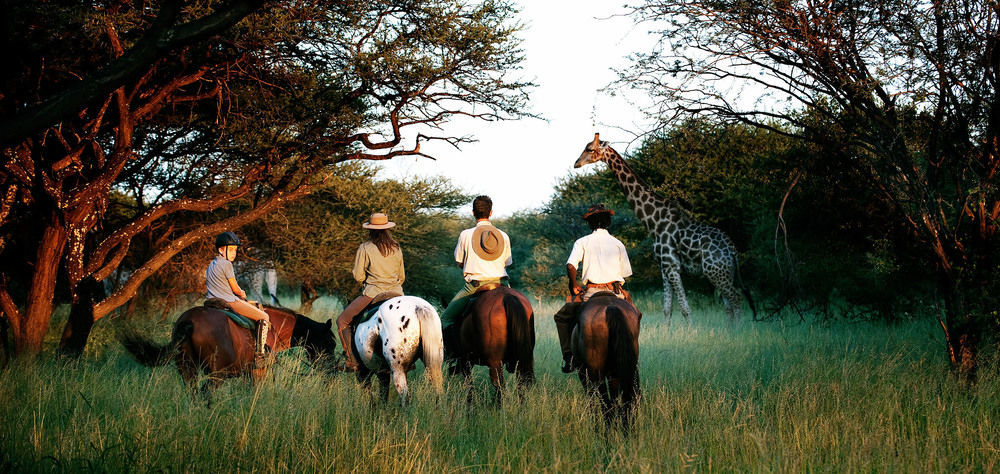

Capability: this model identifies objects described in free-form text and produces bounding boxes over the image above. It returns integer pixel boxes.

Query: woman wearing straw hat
[336,212,405,372]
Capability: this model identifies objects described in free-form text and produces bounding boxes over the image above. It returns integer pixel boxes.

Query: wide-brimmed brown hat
[472,224,504,261]
[362,213,396,229]
[582,204,615,220]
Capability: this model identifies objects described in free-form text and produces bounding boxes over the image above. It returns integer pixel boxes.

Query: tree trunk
[58,277,104,357]
[58,301,94,357]
[943,315,981,384]
[0,314,10,367]
[14,221,67,355]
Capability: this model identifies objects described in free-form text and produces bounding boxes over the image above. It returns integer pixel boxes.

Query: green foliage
[250,162,469,304]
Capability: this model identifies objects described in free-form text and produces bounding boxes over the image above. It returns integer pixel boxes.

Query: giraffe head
[574,133,611,168]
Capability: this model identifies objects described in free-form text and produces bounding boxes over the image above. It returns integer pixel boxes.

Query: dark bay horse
[120,305,338,395]
[449,286,535,402]
[572,293,641,431]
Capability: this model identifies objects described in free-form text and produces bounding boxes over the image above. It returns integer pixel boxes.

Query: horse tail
[118,320,191,367]
[606,305,638,385]
[503,293,534,370]
[734,257,757,319]
[414,302,444,394]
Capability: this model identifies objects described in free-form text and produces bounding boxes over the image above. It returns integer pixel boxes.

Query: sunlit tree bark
[0,0,532,355]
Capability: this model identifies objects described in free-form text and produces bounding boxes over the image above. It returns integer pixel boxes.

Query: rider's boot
[553,304,580,373]
[338,325,359,372]
[254,320,270,369]
[441,324,463,375]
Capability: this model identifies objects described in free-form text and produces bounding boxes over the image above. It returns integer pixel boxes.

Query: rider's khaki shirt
[353,241,405,298]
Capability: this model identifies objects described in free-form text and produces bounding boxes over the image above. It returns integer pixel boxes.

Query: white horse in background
[354,296,444,404]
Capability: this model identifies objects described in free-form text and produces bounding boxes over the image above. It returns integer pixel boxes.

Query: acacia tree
[0,0,531,355]
[623,0,998,379]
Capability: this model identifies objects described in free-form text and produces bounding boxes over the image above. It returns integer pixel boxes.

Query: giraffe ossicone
[574,133,754,322]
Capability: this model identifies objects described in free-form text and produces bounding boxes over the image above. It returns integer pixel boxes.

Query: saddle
[204,298,254,329]
[565,282,633,305]
[355,291,404,325]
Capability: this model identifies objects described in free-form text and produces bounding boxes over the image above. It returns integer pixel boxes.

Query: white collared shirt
[566,228,632,284]
[455,220,512,282]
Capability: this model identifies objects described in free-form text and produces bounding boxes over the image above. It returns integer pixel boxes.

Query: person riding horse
[440,195,513,355]
[205,231,272,367]
[553,204,634,373]
[336,213,405,372]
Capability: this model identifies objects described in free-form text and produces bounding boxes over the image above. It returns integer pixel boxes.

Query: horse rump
[605,304,640,431]
[117,320,193,367]
[502,293,534,381]
[605,305,639,395]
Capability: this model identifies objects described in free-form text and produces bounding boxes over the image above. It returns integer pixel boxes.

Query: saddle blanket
[203,298,255,329]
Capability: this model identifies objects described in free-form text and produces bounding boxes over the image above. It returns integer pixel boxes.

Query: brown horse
[448,286,535,403]
[120,305,338,396]
[572,293,641,432]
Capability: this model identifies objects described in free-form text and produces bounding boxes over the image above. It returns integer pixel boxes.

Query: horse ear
[325,319,332,329]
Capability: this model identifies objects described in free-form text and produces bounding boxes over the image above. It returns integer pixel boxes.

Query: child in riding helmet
[206,231,271,361]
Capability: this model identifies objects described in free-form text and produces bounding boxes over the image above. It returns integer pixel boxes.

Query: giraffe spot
[643,203,654,216]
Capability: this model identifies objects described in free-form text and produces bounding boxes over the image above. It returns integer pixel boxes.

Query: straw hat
[362,213,396,229]
[472,224,504,261]
[582,203,615,220]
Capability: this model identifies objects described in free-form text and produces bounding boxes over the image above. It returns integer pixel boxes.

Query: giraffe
[574,133,754,322]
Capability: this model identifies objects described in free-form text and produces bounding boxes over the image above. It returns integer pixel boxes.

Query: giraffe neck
[603,147,682,230]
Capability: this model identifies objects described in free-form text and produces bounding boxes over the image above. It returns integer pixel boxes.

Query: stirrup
[254,352,268,370]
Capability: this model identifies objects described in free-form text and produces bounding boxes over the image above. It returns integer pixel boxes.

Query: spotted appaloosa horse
[572,293,641,432]
[354,296,444,405]
[119,305,338,397]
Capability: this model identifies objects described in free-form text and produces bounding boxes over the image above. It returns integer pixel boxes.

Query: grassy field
[1,293,998,472]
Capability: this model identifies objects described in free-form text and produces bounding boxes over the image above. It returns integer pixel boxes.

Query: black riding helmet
[215,231,241,249]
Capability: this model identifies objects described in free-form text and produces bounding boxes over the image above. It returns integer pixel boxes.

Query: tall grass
[1,293,997,472]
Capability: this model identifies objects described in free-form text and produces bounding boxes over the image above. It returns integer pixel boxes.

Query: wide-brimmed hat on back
[472,224,504,261]
[362,213,396,229]
[582,204,615,220]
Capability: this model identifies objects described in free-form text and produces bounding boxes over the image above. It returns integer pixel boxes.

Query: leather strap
[474,282,501,294]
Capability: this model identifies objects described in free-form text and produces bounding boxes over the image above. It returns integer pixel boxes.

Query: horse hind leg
[376,372,391,403]
[488,361,505,407]
[390,362,410,406]
[619,373,640,435]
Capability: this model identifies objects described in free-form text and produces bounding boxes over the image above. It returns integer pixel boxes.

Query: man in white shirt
[440,195,513,339]
[554,204,633,373]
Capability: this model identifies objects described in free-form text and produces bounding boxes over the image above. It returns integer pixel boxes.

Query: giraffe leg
[659,265,674,322]
[706,260,742,323]
[667,270,692,321]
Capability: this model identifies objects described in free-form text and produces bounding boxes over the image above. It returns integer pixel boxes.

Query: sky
[375,1,659,217]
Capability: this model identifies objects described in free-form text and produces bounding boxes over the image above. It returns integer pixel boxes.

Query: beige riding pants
[229,299,270,322]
